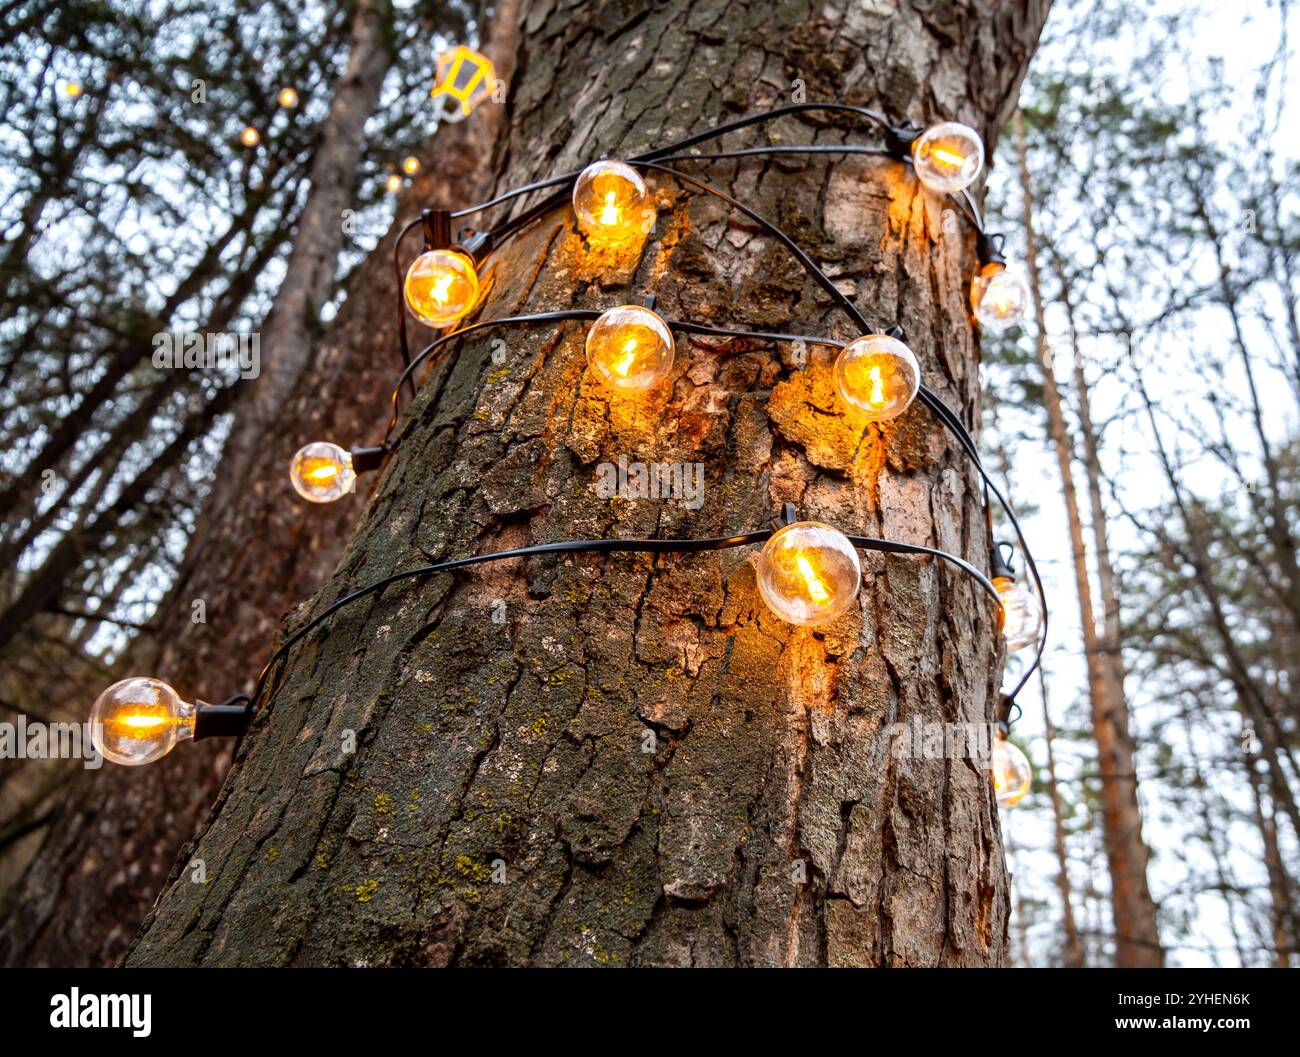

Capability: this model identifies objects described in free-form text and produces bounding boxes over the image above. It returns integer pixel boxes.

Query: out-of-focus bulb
[65,81,83,98]
[90,678,197,766]
[241,126,261,148]
[911,122,984,193]
[402,156,421,174]
[972,262,1028,330]
[290,442,356,503]
[992,734,1032,808]
[755,522,862,626]
[834,334,920,422]
[572,161,650,248]
[404,249,479,327]
[387,174,403,193]
[278,87,299,108]
[584,305,675,391]
[995,576,1042,651]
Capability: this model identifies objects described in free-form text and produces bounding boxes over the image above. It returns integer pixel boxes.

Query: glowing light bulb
[402,156,421,175]
[755,522,862,626]
[994,576,1042,652]
[911,122,984,193]
[834,334,920,422]
[65,81,83,98]
[387,174,403,193]
[992,734,1032,808]
[241,126,261,148]
[572,161,650,248]
[972,263,1028,330]
[290,442,356,503]
[404,249,480,327]
[584,305,675,391]
[89,678,197,766]
[278,87,299,108]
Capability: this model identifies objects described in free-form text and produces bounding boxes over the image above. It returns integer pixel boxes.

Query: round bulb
[404,249,479,327]
[585,305,675,391]
[278,87,299,108]
[995,576,1042,652]
[65,82,83,98]
[90,678,196,766]
[992,735,1032,808]
[972,263,1028,330]
[572,160,650,247]
[290,442,356,503]
[241,126,260,148]
[387,174,403,193]
[834,334,920,422]
[756,521,862,626]
[402,156,421,175]
[911,122,984,193]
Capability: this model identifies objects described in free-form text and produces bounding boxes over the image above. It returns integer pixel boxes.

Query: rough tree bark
[1013,110,1162,966]
[0,2,522,967]
[126,0,1049,968]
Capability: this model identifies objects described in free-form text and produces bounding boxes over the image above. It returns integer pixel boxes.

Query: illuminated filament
[613,337,638,376]
[796,555,831,603]
[599,191,622,227]
[933,147,966,168]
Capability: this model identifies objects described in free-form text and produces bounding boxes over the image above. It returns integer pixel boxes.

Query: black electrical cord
[251,528,1000,707]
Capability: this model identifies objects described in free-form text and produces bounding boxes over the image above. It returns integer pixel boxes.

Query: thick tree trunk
[126,0,1048,968]
[1013,110,1161,966]
[0,4,522,967]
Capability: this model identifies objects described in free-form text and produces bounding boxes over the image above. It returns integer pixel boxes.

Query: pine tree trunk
[125,0,1049,968]
[0,4,522,967]
[1013,110,1162,967]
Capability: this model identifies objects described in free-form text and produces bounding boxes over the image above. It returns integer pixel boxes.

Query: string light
[387,174,403,193]
[834,333,920,421]
[404,248,480,327]
[990,542,1042,651]
[584,304,674,390]
[755,521,862,625]
[431,44,495,122]
[402,156,421,175]
[972,262,1028,330]
[572,160,651,247]
[240,126,260,148]
[278,87,299,108]
[992,732,1032,808]
[90,678,196,766]
[64,81,83,98]
[84,105,1049,771]
[289,442,356,503]
[911,122,985,193]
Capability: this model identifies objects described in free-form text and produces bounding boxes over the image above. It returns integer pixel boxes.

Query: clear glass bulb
[90,678,197,766]
[911,122,984,193]
[756,522,862,626]
[241,126,260,148]
[278,87,299,108]
[572,160,650,247]
[995,576,1042,651]
[834,334,921,422]
[290,442,356,503]
[972,263,1028,330]
[402,156,420,174]
[404,249,479,327]
[585,305,675,390]
[992,734,1032,808]
[387,174,403,193]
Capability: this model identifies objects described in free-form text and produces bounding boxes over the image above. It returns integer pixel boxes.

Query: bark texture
[0,3,521,967]
[126,0,1049,968]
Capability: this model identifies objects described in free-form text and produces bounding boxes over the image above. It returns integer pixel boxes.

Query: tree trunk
[0,2,522,967]
[1013,110,1162,966]
[125,0,1049,968]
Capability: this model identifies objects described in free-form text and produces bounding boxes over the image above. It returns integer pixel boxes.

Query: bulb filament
[796,555,831,603]
[933,147,965,168]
